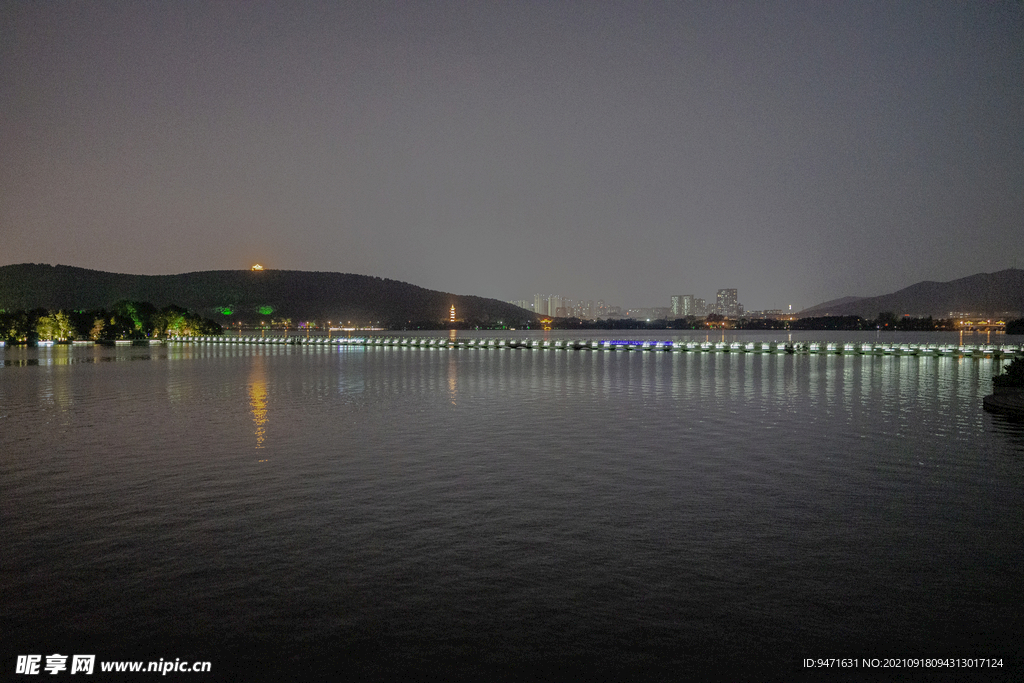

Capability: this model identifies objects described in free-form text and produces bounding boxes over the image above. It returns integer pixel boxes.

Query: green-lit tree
[112,300,156,338]
[159,306,222,336]
[993,357,1024,388]
[0,311,32,342]
[89,316,108,341]
[152,305,188,337]
[36,311,76,341]
[3,309,45,343]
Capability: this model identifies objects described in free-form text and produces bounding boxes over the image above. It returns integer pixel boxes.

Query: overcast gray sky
[2,1,1022,311]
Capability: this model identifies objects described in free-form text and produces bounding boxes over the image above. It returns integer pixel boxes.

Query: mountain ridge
[798,269,1024,318]
[0,264,536,326]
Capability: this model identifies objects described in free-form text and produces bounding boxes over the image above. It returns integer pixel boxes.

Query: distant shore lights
[251,264,264,271]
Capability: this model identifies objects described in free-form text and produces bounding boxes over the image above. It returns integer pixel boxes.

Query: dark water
[2,338,1023,681]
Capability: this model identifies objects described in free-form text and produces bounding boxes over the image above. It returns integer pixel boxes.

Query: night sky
[2,1,1022,311]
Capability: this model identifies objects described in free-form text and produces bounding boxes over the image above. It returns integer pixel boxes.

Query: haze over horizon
[3,1,1022,311]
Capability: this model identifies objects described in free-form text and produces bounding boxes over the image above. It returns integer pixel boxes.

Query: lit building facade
[716,289,739,317]
[574,300,594,319]
[534,294,548,317]
[671,295,697,317]
[670,295,684,318]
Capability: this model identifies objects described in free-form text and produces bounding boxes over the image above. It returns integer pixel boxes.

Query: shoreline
[984,391,1024,416]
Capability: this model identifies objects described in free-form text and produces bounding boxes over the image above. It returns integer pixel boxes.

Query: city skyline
[2,2,1022,311]
[516,288,748,320]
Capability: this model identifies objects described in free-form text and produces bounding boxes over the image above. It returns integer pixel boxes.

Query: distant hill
[798,269,1024,319]
[797,295,866,317]
[0,264,537,327]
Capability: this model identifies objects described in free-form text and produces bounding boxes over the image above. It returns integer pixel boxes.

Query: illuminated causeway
[165,336,1024,359]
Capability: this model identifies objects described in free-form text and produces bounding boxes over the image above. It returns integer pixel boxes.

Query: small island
[1,301,222,344]
[984,357,1024,416]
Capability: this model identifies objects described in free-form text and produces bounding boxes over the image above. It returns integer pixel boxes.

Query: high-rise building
[526,295,598,319]
[717,289,739,317]
[694,298,707,317]
[576,300,594,320]
[670,295,684,318]
[671,295,698,317]
[534,294,548,317]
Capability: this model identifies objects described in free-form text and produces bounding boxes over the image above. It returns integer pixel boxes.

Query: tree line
[785,313,958,331]
[0,301,223,343]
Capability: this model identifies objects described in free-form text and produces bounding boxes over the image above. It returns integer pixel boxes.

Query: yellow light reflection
[248,356,268,451]
[448,355,458,406]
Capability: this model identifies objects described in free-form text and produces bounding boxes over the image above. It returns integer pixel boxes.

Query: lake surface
[3,333,1023,681]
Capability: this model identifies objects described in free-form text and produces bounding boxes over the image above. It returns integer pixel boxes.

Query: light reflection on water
[1,341,1022,679]
[249,355,268,450]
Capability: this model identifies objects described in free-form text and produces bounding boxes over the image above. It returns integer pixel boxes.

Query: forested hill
[798,269,1024,319]
[0,264,536,326]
